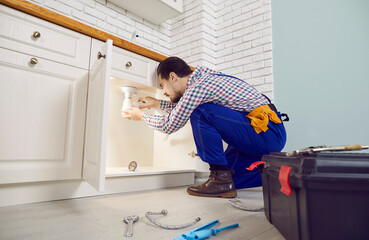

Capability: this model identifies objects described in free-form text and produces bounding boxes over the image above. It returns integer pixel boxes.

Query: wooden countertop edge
[0,0,169,63]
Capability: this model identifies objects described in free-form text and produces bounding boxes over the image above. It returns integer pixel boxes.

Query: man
[122,57,286,198]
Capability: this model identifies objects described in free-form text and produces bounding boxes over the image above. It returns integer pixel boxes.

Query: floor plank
[0,187,285,240]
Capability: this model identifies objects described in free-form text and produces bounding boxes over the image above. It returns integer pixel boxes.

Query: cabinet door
[83,40,113,191]
[0,48,88,184]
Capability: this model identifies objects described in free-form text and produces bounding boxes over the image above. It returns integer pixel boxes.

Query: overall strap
[210,73,271,104]
[210,73,289,122]
[262,94,272,104]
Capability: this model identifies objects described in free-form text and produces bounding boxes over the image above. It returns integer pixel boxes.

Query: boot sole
[186,189,237,198]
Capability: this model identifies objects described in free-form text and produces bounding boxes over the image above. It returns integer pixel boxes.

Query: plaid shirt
[142,66,269,134]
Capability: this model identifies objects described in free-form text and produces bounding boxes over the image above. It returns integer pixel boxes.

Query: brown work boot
[186,169,237,198]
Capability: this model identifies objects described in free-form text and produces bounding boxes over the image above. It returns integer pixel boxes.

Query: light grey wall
[272,0,369,152]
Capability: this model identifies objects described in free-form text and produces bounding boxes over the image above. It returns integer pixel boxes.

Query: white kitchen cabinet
[0,3,196,202]
[0,47,88,184]
[0,4,90,184]
[84,39,197,191]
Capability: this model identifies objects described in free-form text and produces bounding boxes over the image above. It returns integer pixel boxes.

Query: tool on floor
[285,144,369,157]
[228,198,264,212]
[174,219,239,240]
[145,209,201,230]
[123,215,139,237]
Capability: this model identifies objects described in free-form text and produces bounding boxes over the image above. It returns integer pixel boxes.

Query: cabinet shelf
[106,166,195,177]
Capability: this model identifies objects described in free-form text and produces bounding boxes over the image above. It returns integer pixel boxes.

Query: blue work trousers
[190,103,287,189]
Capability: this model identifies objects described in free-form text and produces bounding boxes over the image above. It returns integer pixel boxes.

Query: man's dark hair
[157,57,193,80]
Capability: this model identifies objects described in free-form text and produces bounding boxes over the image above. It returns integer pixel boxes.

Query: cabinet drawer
[89,39,157,87]
[0,5,91,70]
[111,45,157,86]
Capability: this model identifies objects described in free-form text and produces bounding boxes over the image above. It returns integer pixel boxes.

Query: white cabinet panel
[153,91,197,170]
[0,5,91,70]
[0,48,88,184]
[83,40,113,192]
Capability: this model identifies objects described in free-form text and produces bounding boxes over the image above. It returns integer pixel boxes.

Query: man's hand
[121,107,144,121]
[138,96,160,109]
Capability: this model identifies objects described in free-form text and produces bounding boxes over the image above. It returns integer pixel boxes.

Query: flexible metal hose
[228,198,264,212]
[145,209,201,230]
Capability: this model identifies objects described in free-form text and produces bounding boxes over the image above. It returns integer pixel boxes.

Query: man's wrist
[139,111,144,121]
[155,100,160,108]
[142,112,148,122]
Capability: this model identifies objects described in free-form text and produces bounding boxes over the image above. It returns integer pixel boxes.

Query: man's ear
[169,72,177,82]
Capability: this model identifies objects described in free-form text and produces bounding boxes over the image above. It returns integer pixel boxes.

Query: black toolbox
[260,152,369,240]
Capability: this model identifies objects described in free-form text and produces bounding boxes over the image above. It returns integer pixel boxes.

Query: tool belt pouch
[247,104,282,134]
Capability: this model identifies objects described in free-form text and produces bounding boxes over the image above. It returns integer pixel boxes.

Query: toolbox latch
[279,165,292,196]
[246,161,265,171]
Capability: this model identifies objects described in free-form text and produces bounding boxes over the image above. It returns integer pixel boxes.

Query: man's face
[158,73,182,103]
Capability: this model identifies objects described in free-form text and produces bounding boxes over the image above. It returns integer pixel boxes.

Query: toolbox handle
[279,165,292,196]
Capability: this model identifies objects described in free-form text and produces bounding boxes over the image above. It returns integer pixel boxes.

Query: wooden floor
[0,186,285,240]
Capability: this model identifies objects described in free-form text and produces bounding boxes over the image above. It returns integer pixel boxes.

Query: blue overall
[189,76,287,189]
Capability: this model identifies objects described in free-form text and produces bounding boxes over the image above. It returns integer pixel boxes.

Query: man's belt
[268,104,289,122]
[268,103,277,113]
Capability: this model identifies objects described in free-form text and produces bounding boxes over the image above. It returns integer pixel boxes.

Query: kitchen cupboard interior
[0,3,198,207]
[84,39,198,191]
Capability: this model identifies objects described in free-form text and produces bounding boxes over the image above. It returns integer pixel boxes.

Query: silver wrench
[123,215,139,237]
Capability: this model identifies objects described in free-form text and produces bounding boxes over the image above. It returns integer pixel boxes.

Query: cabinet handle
[188,151,198,158]
[97,52,106,60]
[30,58,38,65]
[33,31,41,39]
[126,61,132,68]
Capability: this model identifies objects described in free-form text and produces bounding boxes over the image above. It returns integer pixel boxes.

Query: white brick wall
[215,0,273,98]
[170,0,274,98]
[169,0,217,69]
[27,0,273,98]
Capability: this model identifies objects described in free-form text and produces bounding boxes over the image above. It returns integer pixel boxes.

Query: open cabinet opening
[106,76,197,177]
[84,39,197,191]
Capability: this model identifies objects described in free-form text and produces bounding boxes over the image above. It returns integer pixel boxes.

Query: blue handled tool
[173,219,239,240]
